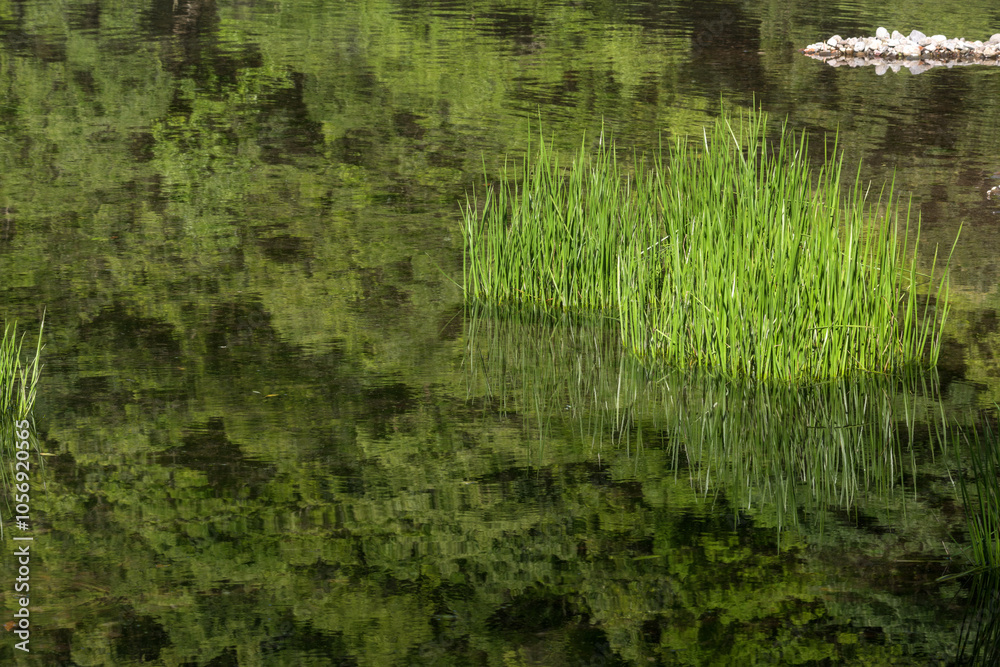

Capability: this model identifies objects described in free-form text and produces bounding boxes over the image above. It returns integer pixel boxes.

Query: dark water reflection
[0,0,999,663]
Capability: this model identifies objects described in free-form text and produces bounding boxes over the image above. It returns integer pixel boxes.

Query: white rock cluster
[802,29,1000,74]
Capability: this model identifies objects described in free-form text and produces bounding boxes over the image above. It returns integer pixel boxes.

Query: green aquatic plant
[950,414,1000,664]
[0,318,43,421]
[462,108,955,382]
[956,568,1000,666]
[962,420,1000,574]
[0,318,43,538]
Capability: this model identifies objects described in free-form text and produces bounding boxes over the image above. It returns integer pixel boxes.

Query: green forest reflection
[11,307,969,664]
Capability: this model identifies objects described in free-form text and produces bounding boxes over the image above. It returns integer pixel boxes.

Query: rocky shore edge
[802,29,1000,74]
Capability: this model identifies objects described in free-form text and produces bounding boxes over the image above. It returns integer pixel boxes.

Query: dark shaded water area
[1,0,1000,663]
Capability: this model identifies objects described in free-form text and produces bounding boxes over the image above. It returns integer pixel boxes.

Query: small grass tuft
[0,317,43,537]
[0,318,43,421]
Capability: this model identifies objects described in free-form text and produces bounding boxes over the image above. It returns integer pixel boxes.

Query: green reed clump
[462,109,953,382]
[0,318,43,537]
[0,319,42,420]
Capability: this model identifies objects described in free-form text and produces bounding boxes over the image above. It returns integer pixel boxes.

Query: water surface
[0,0,998,663]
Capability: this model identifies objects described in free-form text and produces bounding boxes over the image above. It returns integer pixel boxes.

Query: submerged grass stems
[957,415,1000,575]
[462,108,953,382]
[465,305,945,534]
[950,413,1000,665]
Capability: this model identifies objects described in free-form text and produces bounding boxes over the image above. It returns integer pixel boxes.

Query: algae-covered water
[1,0,999,663]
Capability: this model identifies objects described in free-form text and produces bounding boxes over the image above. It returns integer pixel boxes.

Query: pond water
[1,0,999,664]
